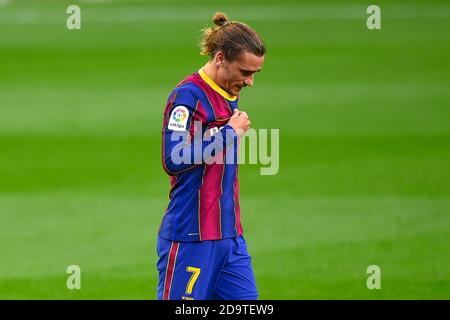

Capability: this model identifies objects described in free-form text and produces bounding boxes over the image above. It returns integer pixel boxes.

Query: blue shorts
[156,235,258,300]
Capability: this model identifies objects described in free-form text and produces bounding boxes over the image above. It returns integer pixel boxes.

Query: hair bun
[213,12,228,26]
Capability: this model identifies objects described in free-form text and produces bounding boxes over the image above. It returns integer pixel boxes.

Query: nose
[243,75,254,87]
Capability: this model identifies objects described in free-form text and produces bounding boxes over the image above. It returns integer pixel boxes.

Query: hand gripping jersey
[159,69,244,242]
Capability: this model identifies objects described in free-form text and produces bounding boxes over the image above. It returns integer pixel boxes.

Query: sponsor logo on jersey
[203,125,224,139]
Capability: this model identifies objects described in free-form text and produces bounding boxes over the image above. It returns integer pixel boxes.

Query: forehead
[233,51,265,71]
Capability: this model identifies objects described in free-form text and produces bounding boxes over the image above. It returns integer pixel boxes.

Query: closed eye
[240,69,262,77]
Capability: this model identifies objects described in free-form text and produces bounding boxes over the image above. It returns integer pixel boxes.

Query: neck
[202,62,220,86]
[199,65,237,101]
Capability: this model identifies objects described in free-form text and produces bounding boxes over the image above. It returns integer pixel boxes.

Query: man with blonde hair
[157,12,266,300]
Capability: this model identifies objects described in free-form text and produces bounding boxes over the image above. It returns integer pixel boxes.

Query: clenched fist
[227,109,251,138]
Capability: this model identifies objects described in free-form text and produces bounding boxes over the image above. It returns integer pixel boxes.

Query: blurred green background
[0,0,449,299]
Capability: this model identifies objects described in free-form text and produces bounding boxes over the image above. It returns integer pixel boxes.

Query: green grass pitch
[0,0,449,299]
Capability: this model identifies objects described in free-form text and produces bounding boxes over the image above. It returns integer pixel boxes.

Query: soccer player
[157,12,266,300]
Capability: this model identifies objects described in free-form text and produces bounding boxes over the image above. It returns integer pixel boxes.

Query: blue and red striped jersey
[159,69,244,242]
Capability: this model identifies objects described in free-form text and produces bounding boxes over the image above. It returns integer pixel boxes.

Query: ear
[213,51,225,67]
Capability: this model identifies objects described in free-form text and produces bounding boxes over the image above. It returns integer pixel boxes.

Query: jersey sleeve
[161,85,237,176]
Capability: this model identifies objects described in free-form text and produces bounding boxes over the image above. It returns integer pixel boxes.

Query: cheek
[231,74,243,84]
[227,77,239,86]
[223,68,242,85]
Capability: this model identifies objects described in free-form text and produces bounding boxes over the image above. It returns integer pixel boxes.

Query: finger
[231,110,240,119]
